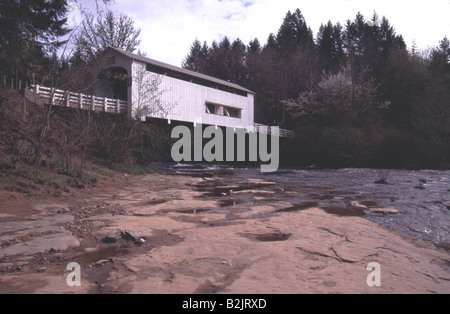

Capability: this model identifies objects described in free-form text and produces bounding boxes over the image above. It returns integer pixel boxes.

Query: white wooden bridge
[26,84,128,114]
[25,84,294,138]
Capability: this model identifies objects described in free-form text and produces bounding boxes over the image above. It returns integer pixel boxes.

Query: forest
[182,9,450,169]
[1,0,449,172]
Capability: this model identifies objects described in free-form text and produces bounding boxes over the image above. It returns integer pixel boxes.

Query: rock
[443,202,450,210]
[350,201,369,210]
[370,208,400,214]
[95,259,110,267]
[102,229,122,244]
[414,183,425,190]
[125,265,140,273]
[349,202,400,215]
[57,208,70,214]
[123,230,146,244]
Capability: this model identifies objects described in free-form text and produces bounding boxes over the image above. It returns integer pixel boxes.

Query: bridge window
[224,106,241,119]
[206,103,217,114]
[206,102,241,119]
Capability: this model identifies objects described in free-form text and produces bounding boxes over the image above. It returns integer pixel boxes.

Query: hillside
[0,88,165,198]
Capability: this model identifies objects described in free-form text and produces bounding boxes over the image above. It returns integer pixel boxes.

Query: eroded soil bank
[0,167,449,294]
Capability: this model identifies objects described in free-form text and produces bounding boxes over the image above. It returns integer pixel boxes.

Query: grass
[0,153,162,197]
[83,162,115,177]
[0,160,98,196]
[65,175,97,189]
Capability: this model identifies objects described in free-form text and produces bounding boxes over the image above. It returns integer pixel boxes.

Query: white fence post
[91,94,95,111]
[79,93,83,109]
[50,88,55,105]
[65,91,70,107]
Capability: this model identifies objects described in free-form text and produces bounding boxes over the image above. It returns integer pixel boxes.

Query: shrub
[371,128,425,169]
[282,124,323,166]
[317,126,370,167]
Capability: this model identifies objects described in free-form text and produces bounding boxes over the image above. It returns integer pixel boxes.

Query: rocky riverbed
[0,167,449,293]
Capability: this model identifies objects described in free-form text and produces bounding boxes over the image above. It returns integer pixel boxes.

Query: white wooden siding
[131,61,254,128]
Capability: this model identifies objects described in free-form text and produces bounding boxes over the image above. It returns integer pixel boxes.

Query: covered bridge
[26,46,293,137]
[94,46,255,130]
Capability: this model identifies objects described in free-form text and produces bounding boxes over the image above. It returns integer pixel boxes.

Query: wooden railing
[29,84,128,114]
[253,123,294,138]
[25,84,294,137]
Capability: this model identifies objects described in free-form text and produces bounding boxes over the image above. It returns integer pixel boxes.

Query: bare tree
[74,10,141,62]
[131,64,177,121]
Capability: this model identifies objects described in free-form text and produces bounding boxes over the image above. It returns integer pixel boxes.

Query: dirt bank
[0,170,449,294]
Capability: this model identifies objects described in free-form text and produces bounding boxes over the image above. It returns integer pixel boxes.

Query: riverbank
[0,167,449,293]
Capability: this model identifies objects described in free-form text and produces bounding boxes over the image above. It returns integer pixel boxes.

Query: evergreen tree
[264,33,279,52]
[343,12,368,60]
[229,38,247,84]
[247,38,262,55]
[316,21,345,72]
[246,38,262,90]
[0,0,70,82]
[276,9,314,55]
[431,36,450,72]
[439,36,450,61]
[206,37,231,80]
[344,12,405,74]
[364,15,406,72]
[182,39,209,72]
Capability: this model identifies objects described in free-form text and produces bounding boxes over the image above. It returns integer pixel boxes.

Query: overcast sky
[70,0,450,66]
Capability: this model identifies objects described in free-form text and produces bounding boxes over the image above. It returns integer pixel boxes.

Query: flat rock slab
[114,208,450,294]
[0,231,80,257]
[0,173,449,294]
[370,208,400,214]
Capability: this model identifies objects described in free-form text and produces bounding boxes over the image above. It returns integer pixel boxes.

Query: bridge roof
[104,46,255,95]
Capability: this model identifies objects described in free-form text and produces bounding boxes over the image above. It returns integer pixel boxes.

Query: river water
[264,168,450,252]
[170,164,450,253]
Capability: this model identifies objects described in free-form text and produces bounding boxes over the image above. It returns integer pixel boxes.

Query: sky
[69,0,450,67]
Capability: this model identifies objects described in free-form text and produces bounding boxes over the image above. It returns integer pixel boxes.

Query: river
[171,165,450,253]
[1,164,449,293]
